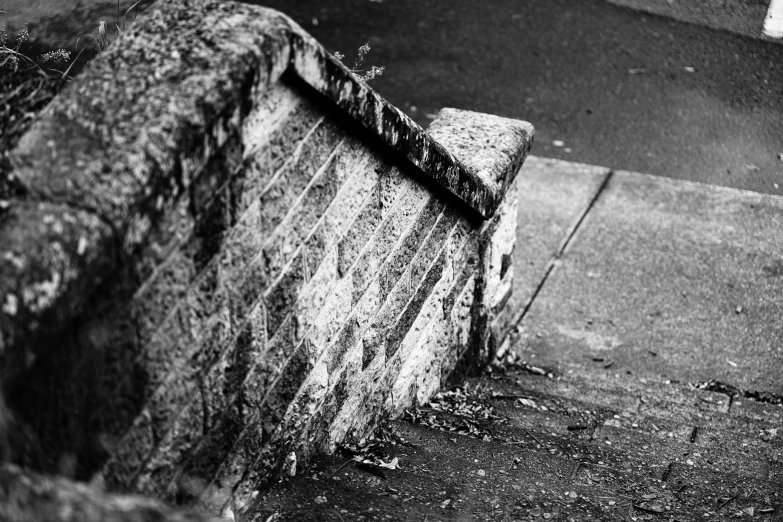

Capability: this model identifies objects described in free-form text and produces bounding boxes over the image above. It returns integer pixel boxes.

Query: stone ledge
[288,31,533,218]
[426,108,534,200]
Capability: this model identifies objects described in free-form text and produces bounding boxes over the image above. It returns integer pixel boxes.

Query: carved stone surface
[0,0,532,518]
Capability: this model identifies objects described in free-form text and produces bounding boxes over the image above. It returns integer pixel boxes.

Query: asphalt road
[254,0,783,195]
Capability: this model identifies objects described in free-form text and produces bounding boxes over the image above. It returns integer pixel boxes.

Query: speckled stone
[1,0,532,385]
[426,108,534,198]
[0,0,530,514]
[0,200,114,384]
[0,463,221,522]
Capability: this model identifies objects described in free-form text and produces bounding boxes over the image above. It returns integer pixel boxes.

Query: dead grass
[0,2,144,197]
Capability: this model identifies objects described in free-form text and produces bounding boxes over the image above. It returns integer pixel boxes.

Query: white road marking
[764,0,783,38]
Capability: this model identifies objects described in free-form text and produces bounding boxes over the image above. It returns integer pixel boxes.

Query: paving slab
[515,170,783,394]
[495,156,609,336]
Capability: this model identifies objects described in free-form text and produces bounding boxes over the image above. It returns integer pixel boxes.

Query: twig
[327,459,354,479]
[61,47,85,81]
[522,427,544,446]
[492,394,538,401]
[410,457,437,472]
[717,493,738,511]
[570,462,582,480]
[632,504,664,515]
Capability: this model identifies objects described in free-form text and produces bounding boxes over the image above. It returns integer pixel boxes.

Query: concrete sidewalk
[512,156,783,395]
[246,159,783,521]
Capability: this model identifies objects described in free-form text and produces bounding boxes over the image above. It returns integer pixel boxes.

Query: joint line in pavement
[513,169,615,328]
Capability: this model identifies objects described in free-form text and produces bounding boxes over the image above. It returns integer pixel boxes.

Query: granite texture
[427,108,534,199]
[0,0,531,517]
[2,0,532,387]
[0,464,221,522]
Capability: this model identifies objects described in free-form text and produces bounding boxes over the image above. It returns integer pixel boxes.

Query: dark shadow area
[3,263,149,481]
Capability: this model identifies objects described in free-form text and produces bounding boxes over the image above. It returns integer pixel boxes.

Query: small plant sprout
[76,21,110,53]
[38,49,71,65]
[333,41,385,82]
[354,42,371,70]
[76,0,142,54]
[1,24,31,72]
[1,23,71,74]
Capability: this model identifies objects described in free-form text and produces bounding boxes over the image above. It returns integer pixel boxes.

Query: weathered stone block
[0,201,114,384]
[0,0,532,517]
[0,464,222,522]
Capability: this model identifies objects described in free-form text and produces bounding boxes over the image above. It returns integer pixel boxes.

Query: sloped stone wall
[0,0,532,518]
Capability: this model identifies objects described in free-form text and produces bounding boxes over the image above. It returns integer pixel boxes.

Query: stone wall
[0,0,532,518]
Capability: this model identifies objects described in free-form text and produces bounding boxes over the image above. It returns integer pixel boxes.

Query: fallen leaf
[377,457,399,470]
[518,398,538,409]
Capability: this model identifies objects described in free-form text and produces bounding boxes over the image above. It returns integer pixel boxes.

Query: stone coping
[0,0,531,383]
[289,33,534,218]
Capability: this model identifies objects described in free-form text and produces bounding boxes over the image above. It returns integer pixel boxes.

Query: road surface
[255,0,783,195]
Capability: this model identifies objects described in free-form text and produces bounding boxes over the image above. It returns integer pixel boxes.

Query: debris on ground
[403,382,508,442]
[690,379,783,406]
[488,348,556,378]
[336,422,409,473]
